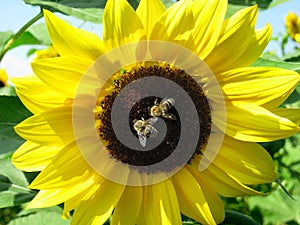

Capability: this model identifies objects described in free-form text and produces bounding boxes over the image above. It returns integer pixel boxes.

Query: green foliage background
[0,0,300,224]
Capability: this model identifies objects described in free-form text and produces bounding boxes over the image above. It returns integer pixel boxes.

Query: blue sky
[0,0,300,78]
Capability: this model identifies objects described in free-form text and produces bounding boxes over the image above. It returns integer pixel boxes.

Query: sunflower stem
[275,178,295,200]
[0,9,44,62]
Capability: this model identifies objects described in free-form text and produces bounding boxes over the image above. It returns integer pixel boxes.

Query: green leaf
[261,51,282,61]
[0,24,50,53]
[296,84,300,95]
[251,57,300,72]
[0,31,13,48]
[128,0,176,9]
[0,96,32,158]
[0,31,41,53]
[127,0,139,9]
[0,31,14,53]
[226,4,247,18]
[9,32,40,49]
[260,139,285,157]
[161,0,175,8]
[228,0,272,8]
[27,48,39,57]
[0,159,28,187]
[27,23,52,46]
[23,0,105,23]
[0,159,36,208]
[282,85,300,106]
[0,86,17,96]
[283,48,300,62]
[268,0,290,8]
[23,0,176,23]
[221,210,260,225]
[282,133,300,173]
[248,179,300,224]
[0,139,24,160]
[128,0,175,9]
[181,214,201,224]
[228,0,291,10]
[8,206,70,225]
[249,135,300,224]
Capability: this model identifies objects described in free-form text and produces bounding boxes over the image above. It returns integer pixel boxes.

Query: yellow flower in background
[34,46,59,60]
[0,69,8,87]
[11,0,300,225]
[285,11,300,43]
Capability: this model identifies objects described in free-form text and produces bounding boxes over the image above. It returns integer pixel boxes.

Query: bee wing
[151,127,158,137]
[147,117,158,125]
[163,113,177,120]
[137,131,147,147]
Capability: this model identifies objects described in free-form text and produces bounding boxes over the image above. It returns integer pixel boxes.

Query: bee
[133,117,158,147]
[150,98,176,120]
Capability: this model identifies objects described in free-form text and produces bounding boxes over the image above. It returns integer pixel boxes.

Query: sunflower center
[96,63,211,173]
[0,81,5,87]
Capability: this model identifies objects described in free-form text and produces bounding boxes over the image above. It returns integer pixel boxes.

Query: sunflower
[0,69,8,87]
[285,12,300,43]
[12,0,300,224]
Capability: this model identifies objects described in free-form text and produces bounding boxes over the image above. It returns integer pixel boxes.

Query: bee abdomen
[145,126,158,137]
[161,98,175,111]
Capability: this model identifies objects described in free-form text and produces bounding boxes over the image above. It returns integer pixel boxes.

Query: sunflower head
[285,11,300,42]
[11,0,300,225]
[72,42,220,180]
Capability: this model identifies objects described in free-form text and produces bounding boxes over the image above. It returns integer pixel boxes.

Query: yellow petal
[27,177,95,209]
[11,76,69,114]
[205,6,271,74]
[34,46,59,60]
[62,181,102,219]
[29,142,93,189]
[217,101,300,142]
[31,56,92,98]
[213,135,277,184]
[220,6,257,43]
[199,161,262,197]
[204,6,258,72]
[173,167,223,225]
[237,24,272,67]
[262,87,297,109]
[103,0,146,50]
[29,169,103,210]
[188,167,225,224]
[150,0,195,46]
[190,0,227,58]
[12,141,61,172]
[220,67,300,106]
[43,10,104,60]
[14,107,74,146]
[143,179,181,225]
[295,33,300,43]
[111,186,143,225]
[273,108,300,125]
[71,179,125,225]
[136,0,165,37]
